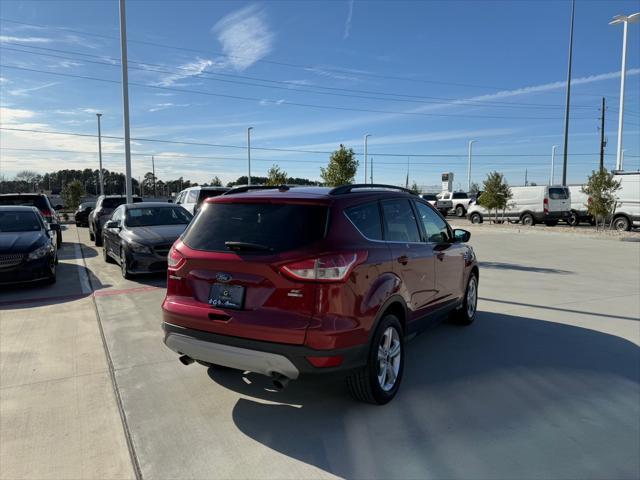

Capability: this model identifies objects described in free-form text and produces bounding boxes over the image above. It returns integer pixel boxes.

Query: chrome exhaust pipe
[272,373,290,391]
[179,355,194,366]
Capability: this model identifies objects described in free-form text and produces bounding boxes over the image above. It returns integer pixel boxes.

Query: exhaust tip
[179,355,195,366]
[272,373,290,391]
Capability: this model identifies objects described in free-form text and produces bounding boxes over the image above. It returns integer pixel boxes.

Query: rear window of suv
[0,195,50,210]
[549,188,569,200]
[182,202,328,253]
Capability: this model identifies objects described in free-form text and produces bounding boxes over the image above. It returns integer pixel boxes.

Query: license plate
[208,283,245,310]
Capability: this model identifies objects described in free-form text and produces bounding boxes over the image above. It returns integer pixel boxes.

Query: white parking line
[73,236,92,295]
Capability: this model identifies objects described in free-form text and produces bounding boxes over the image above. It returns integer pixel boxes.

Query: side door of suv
[380,198,436,324]
[414,201,466,308]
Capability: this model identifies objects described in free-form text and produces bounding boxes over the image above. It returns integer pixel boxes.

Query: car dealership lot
[1,225,639,479]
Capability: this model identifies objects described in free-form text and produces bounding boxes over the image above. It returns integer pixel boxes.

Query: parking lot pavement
[2,225,639,479]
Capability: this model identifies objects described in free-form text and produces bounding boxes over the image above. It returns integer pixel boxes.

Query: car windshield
[0,211,42,232]
[125,207,193,227]
[0,195,49,210]
[549,187,569,200]
[183,202,328,253]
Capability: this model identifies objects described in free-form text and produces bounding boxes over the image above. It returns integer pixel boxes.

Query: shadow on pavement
[208,311,640,479]
[478,261,573,275]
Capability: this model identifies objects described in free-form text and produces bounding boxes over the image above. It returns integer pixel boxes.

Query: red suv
[162,184,478,404]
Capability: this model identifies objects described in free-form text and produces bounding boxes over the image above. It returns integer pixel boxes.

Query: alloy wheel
[467,276,478,318]
[377,327,402,392]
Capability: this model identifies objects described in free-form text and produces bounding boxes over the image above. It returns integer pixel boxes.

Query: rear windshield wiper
[225,241,273,252]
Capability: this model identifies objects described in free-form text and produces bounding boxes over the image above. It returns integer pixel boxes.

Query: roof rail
[329,183,416,195]
[223,184,292,195]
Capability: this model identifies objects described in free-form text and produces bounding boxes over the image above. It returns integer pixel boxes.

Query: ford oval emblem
[216,272,232,283]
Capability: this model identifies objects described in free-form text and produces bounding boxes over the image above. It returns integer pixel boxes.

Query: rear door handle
[397,255,409,265]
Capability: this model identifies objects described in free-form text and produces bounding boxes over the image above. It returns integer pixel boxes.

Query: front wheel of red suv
[451,273,478,326]
[346,314,404,405]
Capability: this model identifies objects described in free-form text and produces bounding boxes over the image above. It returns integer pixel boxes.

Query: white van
[467,185,571,226]
[612,172,640,231]
[175,186,229,215]
[567,185,593,226]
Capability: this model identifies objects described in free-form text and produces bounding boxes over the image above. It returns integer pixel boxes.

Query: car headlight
[28,244,53,260]
[129,241,151,254]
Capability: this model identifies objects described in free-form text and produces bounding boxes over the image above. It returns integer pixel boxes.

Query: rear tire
[521,213,535,226]
[346,314,404,405]
[451,273,478,325]
[120,247,132,279]
[613,215,631,232]
[89,230,95,242]
[103,244,115,263]
[567,211,579,227]
[94,231,103,247]
[455,205,466,217]
[470,212,483,224]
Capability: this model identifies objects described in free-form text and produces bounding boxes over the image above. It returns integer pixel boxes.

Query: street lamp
[550,145,558,185]
[610,12,640,171]
[467,140,476,192]
[364,134,371,184]
[96,113,104,196]
[247,127,253,185]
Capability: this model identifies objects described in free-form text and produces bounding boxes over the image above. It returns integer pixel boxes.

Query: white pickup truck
[438,191,473,217]
[421,193,453,216]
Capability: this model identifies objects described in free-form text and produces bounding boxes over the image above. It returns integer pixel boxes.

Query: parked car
[162,184,478,404]
[88,195,142,246]
[567,186,593,226]
[467,185,571,226]
[0,206,58,285]
[102,202,193,278]
[74,201,96,227]
[0,193,62,247]
[611,171,640,231]
[421,193,452,216]
[439,191,472,217]
[175,186,230,215]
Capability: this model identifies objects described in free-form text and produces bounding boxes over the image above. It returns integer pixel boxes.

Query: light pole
[370,157,373,184]
[152,155,156,197]
[96,113,104,196]
[561,0,576,186]
[610,13,640,171]
[247,127,253,185]
[467,140,476,192]
[119,0,133,203]
[621,149,626,170]
[364,134,371,184]
[550,145,558,185]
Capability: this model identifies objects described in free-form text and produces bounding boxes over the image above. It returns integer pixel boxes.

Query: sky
[1,0,639,190]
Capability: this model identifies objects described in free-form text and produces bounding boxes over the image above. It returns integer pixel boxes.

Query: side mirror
[167,199,174,203]
[453,228,471,243]
[104,220,120,229]
[48,223,61,231]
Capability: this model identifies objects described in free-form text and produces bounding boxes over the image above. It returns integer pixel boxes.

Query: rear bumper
[162,322,368,378]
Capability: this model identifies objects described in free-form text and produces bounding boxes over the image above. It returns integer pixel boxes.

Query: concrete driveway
[1,225,638,479]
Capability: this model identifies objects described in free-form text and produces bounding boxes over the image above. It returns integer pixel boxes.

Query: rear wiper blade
[225,241,273,252]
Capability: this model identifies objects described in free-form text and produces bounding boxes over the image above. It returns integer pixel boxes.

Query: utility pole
[525,169,528,187]
[364,134,371,183]
[621,149,626,170]
[247,127,253,185]
[370,157,373,184]
[561,0,576,186]
[152,155,156,197]
[119,0,133,203]
[599,97,606,172]
[96,113,104,196]
[550,145,558,185]
[405,156,410,189]
[467,140,476,191]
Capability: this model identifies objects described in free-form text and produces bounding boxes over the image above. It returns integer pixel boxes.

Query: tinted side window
[453,192,468,199]
[381,199,421,242]
[187,190,198,203]
[345,202,383,240]
[415,202,450,243]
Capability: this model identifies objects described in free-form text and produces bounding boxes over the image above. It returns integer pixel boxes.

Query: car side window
[345,201,383,240]
[415,202,450,243]
[381,199,421,243]
[187,190,198,203]
[111,206,124,224]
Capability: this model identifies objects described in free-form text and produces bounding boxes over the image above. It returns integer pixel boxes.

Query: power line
[0,63,603,121]
[0,42,609,112]
[0,16,624,99]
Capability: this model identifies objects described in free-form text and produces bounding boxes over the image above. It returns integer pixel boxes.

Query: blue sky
[1,0,639,189]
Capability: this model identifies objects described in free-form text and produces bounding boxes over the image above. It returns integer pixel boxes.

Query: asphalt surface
[1,224,639,480]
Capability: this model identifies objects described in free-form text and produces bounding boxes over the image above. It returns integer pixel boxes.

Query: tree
[62,180,85,210]
[266,164,288,186]
[320,144,358,186]
[469,182,481,194]
[478,171,512,223]
[211,176,223,186]
[410,181,422,194]
[582,168,621,231]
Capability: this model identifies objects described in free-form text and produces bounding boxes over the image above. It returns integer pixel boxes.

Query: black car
[89,195,142,246]
[102,202,193,278]
[0,206,59,285]
[75,201,96,227]
[0,193,62,247]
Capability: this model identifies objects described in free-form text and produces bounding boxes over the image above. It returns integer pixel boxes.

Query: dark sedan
[102,203,193,278]
[0,193,62,247]
[75,201,96,227]
[0,206,58,285]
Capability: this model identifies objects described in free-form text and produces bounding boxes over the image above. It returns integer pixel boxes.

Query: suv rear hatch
[164,199,329,345]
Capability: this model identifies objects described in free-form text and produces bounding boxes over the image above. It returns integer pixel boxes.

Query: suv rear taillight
[41,209,53,222]
[543,197,549,214]
[167,245,185,269]
[281,252,367,283]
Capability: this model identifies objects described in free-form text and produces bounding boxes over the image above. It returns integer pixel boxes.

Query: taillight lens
[281,252,367,282]
[543,197,549,213]
[167,245,185,269]
[41,209,53,222]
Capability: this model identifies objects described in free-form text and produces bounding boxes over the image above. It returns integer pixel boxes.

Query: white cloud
[156,58,215,87]
[0,106,36,123]
[344,0,354,39]
[7,82,58,97]
[212,4,274,71]
[0,35,52,44]
[148,102,193,112]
